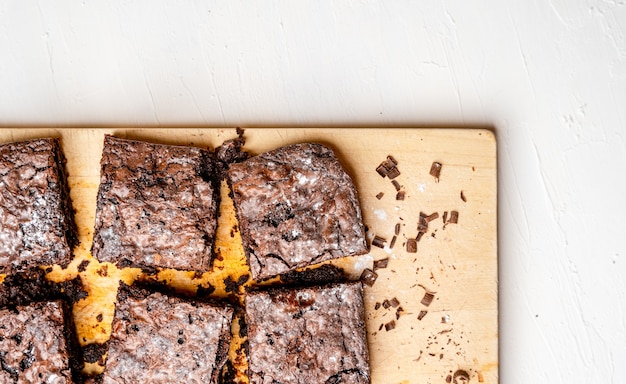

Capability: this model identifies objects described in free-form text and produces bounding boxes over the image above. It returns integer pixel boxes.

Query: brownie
[0,138,77,275]
[245,281,370,383]
[228,143,368,281]
[0,268,87,308]
[91,135,218,272]
[0,300,79,383]
[91,285,233,383]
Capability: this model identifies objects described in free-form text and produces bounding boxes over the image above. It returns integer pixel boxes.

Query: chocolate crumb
[373,258,389,270]
[77,259,90,272]
[460,190,467,202]
[430,161,442,181]
[389,297,400,308]
[384,320,396,331]
[417,214,428,233]
[387,155,398,166]
[417,310,428,320]
[360,268,378,287]
[376,192,384,200]
[376,164,389,178]
[424,212,439,223]
[449,210,459,224]
[389,235,397,249]
[443,211,448,224]
[394,223,401,235]
[421,292,435,307]
[382,299,391,309]
[395,191,405,200]
[387,166,401,179]
[372,235,386,248]
[96,313,103,322]
[395,306,404,320]
[378,323,384,331]
[374,302,381,310]
[391,180,401,191]
[406,239,417,253]
[416,232,425,242]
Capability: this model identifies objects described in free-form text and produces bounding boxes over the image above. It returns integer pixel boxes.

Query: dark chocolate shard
[372,235,386,249]
[373,258,389,270]
[430,161,442,181]
[360,268,378,287]
[406,239,417,253]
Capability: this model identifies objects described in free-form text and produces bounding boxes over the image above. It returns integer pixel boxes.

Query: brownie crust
[245,282,370,383]
[0,301,77,383]
[0,138,77,275]
[97,285,233,383]
[228,143,368,281]
[91,136,218,272]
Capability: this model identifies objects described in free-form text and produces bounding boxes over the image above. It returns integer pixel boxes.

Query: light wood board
[0,128,498,383]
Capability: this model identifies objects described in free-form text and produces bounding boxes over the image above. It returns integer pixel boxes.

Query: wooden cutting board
[0,128,497,383]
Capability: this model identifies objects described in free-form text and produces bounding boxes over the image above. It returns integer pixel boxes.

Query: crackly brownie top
[0,138,76,274]
[91,135,217,271]
[245,282,370,383]
[101,287,233,384]
[228,143,368,281]
[0,301,74,383]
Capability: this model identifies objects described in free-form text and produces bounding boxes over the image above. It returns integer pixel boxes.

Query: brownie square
[245,281,370,383]
[91,136,218,272]
[93,286,233,383]
[0,138,77,274]
[0,301,78,383]
[228,143,368,281]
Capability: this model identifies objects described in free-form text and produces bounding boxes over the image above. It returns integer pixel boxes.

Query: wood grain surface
[0,128,497,383]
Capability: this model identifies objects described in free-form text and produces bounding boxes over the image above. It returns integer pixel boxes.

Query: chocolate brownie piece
[0,138,77,275]
[92,285,233,383]
[0,300,80,383]
[0,268,87,308]
[91,135,218,272]
[245,281,370,383]
[228,143,368,281]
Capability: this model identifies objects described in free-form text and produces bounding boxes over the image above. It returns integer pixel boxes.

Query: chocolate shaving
[389,235,397,249]
[373,258,389,270]
[376,164,389,178]
[376,192,384,200]
[384,320,396,331]
[443,211,448,224]
[430,161,442,181]
[424,212,439,222]
[406,239,417,253]
[449,210,459,224]
[395,191,405,200]
[421,292,435,307]
[416,232,425,242]
[387,155,398,166]
[391,180,401,191]
[394,223,401,235]
[417,310,428,320]
[372,235,386,248]
[460,190,467,202]
[360,268,378,287]
[417,214,428,233]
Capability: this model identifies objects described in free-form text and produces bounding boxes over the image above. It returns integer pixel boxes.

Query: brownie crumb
[77,260,90,272]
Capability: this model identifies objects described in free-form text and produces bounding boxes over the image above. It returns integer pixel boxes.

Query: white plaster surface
[1,1,625,382]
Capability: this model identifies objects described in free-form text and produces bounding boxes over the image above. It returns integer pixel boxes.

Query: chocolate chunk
[406,239,417,253]
[372,235,386,249]
[391,180,401,191]
[386,166,401,179]
[373,258,389,270]
[389,297,400,308]
[384,320,396,331]
[396,191,406,200]
[417,310,428,320]
[430,161,442,181]
[449,210,459,224]
[360,269,378,287]
[376,192,384,200]
[421,292,435,307]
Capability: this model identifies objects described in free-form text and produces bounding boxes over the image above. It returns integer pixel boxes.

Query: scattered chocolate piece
[449,210,459,224]
[424,212,439,223]
[416,232,425,242]
[387,166,401,180]
[395,306,404,320]
[460,190,467,202]
[421,292,435,307]
[372,235,386,249]
[360,268,378,287]
[389,297,400,308]
[406,239,417,253]
[373,258,389,270]
[395,191,405,200]
[382,300,391,309]
[387,155,398,166]
[453,369,470,383]
[384,320,396,331]
[417,213,428,233]
[376,164,389,178]
[376,192,384,200]
[443,211,448,224]
[394,223,401,235]
[391,180,401,191]
[430,161,442,181]
[374,302,381,310]
[389,235,397,249]
[378,323,384,331]
[417,310,428,320]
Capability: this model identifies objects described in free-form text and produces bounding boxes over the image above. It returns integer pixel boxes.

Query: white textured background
[1,1,625,382]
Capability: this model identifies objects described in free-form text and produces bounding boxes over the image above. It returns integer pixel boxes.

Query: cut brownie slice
[0,138,77,274]
[0,300,80,383]
[92,285,233,383]
[91,135,218,272]
[228,143,368,281]
[245,281,370,383]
